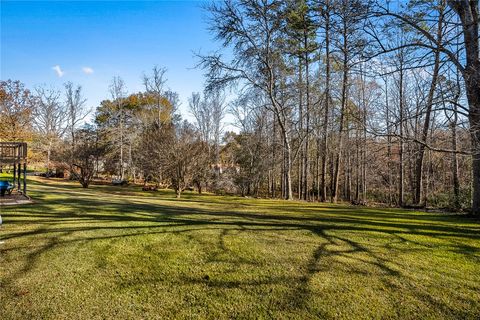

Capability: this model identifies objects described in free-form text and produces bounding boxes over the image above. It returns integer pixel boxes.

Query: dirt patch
[0,193,33,206]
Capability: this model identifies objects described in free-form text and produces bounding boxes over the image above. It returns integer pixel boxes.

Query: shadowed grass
[1,177,479,319]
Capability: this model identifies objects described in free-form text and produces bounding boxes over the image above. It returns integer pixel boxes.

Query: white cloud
[82,66,94,75]
[52,65,64,77]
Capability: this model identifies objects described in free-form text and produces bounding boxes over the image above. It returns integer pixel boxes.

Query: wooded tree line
[0,0,478,212]
[199,0,479,213]
[0,69,221,198]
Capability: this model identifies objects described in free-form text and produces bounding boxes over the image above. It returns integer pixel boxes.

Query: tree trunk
[285,138,294,200]
[272,116,277,198]
[298,59,304,200]
[303,28,311,201]
[46,141,52,178]
[120,117,124,181]
[446,0,479,214]
[414,7,443,205]
[332,108,346,203]
[398,60,405,207]
[467,69,480,213]
[332,29,348,203]
[384,75,393,204]
[362,72,368,204]
[451,94,460,209]
[346,124,352,201]
[355,126,360,202]
[320,1,331,202]
[271,99,293,200]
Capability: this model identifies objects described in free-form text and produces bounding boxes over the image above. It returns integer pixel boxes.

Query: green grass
[1,177,479,319]
[0,172,14,179]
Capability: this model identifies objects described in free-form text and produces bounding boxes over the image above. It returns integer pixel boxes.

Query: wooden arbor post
[0,142,28,195]
[22,142,27,194]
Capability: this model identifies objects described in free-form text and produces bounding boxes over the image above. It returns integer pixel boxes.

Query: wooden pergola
[0,142,27,195]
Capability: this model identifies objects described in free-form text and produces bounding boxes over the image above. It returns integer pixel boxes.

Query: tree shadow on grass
[1,188,480,317]
[279,226,479,318]
[9,190,480,237]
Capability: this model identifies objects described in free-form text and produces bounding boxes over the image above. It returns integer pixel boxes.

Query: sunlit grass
[1,177,479,319]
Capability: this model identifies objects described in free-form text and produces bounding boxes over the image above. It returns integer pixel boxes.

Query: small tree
[33,86,67,175]
[161,121,203,198]
[64,82,88,179]
[0,80,35,141]
[72,126,103,188]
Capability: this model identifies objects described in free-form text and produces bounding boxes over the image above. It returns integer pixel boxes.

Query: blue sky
[1,0,217,121]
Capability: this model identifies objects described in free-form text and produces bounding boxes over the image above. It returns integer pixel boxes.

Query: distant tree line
[198,0,479,212]
[0,0,478,212]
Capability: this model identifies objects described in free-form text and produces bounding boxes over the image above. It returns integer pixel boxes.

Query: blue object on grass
[0,180,14,197]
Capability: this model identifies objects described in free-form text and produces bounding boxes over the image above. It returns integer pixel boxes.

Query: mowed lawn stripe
[1,177,479,319]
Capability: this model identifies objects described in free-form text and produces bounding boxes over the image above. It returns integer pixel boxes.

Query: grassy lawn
[1,177,479,319]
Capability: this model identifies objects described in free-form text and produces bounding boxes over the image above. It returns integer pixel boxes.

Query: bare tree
[188,89,226,191]
[33,86,67,174]
[319,0,332,202]
[143,65,168,125]
[160,121,204,198]
[331,0,369,203]
[371,0,480,213]
[72,125,103,188]
[447,1,480,214]
[189,92,212,143]
[64,82,88,178]
[109,76,127,180]
[413,2,445,205]
[200,0,296,199]
[64,82,88,147]
[209,89,227,168]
